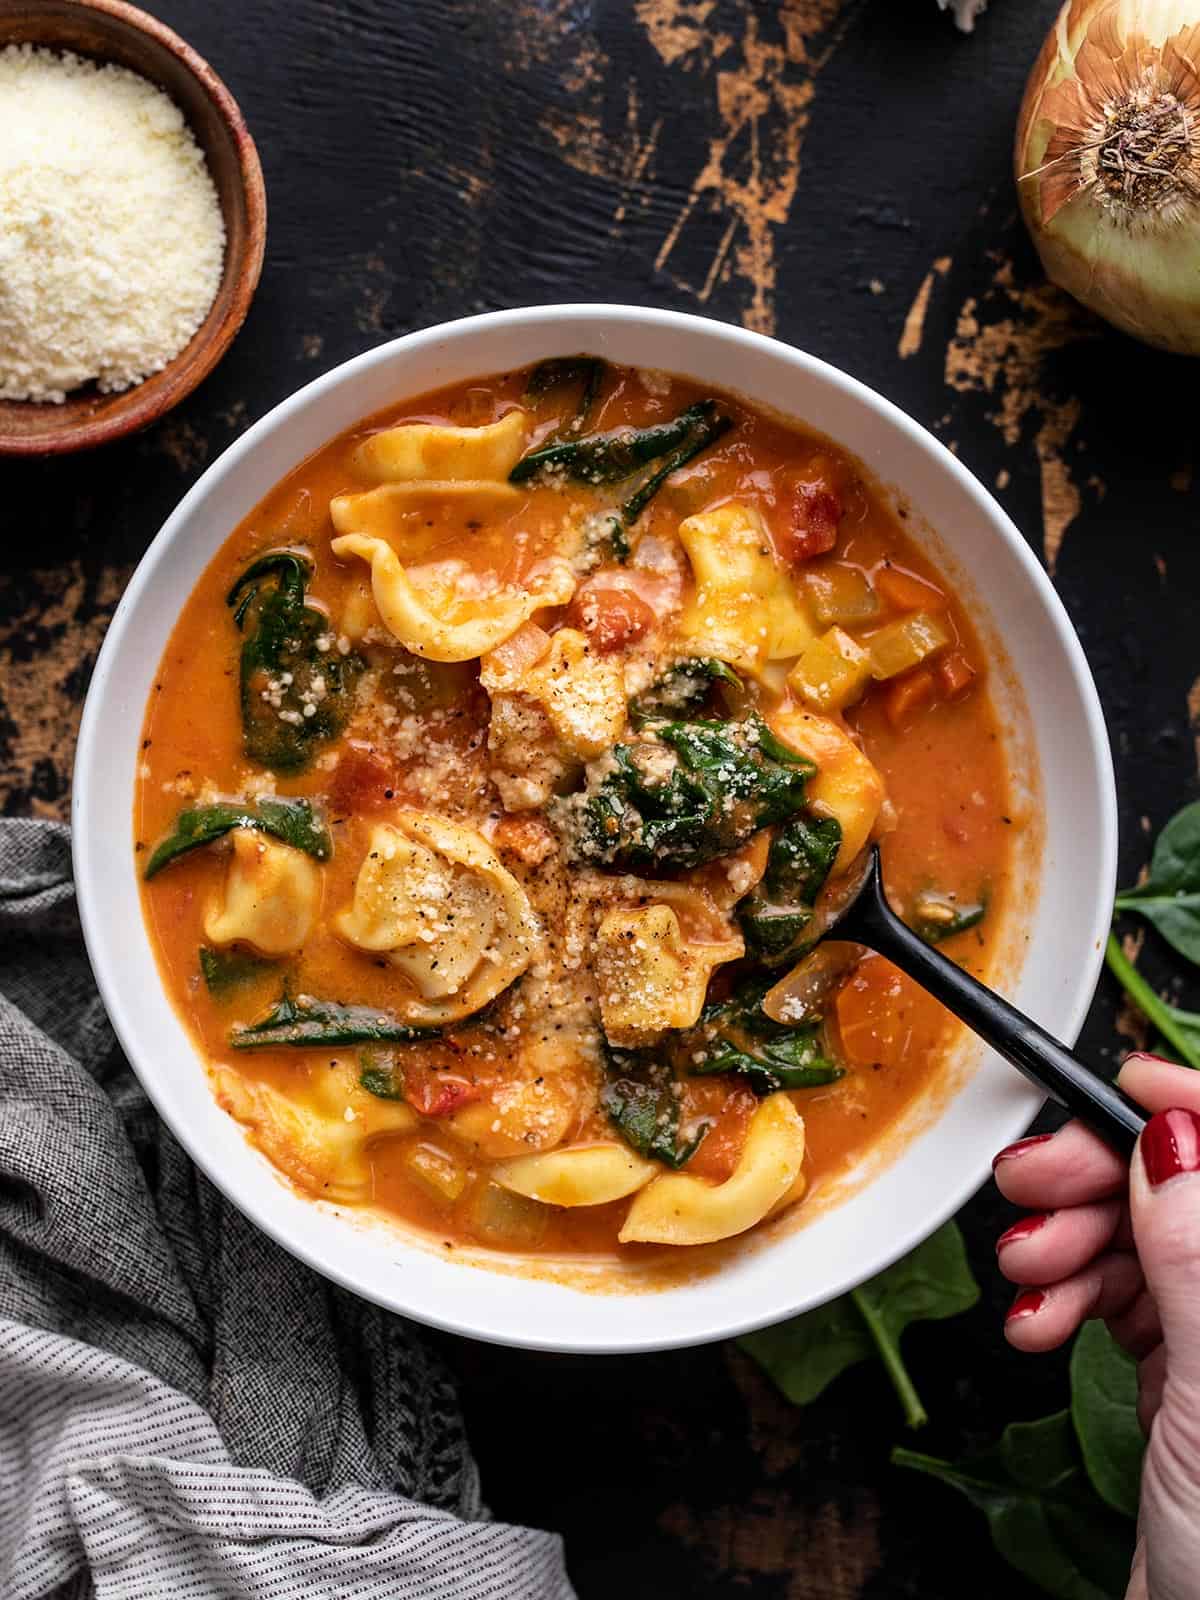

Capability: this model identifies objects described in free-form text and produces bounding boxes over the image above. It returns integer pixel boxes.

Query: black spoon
[812,845,1146,1159]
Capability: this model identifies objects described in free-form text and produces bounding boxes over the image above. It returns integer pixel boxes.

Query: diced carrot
[681,1082,757,1184]
[882,666,936,728]
[875,565,947,613]
[937,650,977,699]
[568,585,656,652]
[835,959,912,1068]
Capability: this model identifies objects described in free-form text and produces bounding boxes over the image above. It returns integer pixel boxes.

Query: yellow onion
[1017,1,1200,353]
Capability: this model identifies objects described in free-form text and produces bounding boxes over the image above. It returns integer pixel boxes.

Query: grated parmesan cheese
[0,45,225,403]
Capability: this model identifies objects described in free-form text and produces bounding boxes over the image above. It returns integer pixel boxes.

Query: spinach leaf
[510,399,724,486]
[739,815,843,964]
[1114,800,1200,963]
[629,658,743,726]
[601,1049,709,1169]
[573,715,814,873]
[691,972,843,1093]
[524,355,605,429]
[227,550,362,774]
[144,797,332,879]
[912,896,987,945]
[232,992,436,1050]
[512,399,732,561]
[1070,1321,1144,1520]
[894,1412,1135,1600]
[740,1220,979,1428]
[1104,931,1200,1070]
[199,946,277,996]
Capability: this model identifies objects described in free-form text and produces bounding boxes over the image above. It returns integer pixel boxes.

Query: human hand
[993,1053,1200,1600]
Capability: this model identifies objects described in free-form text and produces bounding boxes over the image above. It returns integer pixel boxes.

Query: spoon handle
[841,860,1146,1159]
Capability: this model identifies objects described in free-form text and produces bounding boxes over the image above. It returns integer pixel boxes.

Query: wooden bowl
[0,0,266,456]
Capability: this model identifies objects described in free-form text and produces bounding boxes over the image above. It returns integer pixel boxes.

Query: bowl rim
[0,0,266,457]
[72,303,1118,1352]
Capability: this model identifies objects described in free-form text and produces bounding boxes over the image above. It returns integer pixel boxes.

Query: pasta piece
[618,1093,806,1246]
[482,626,626,761]
[595,903,744,1047]
[330,481,520,542]
[331,533,575,662]
[493,1144,657,1207]
[352,409,528,484]
[212,1059,415,1204]
[203,829,322,957]
[334,812,542,1025]
[766,705,886,873]
[677,503,816,669]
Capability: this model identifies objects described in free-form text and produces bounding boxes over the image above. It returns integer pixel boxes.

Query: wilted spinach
[227,550,362,773]
[231,991,436,1050]
[1113,799,1200,963]
[601,1049,709,1169]
[738,814,843,964]
[740,1220,979,1428]
[911,891,987,945]
[574,715,813,873]
[524,355,605,432]
[629,658,743,726]
[690,972,843,1094]
[199,946,277,996]
[143,797,331,879]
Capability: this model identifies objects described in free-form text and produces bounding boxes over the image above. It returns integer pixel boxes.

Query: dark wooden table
[4,1,1197,1593]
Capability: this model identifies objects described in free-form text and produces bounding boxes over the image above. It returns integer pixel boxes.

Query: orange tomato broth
[136,361,1020,1260]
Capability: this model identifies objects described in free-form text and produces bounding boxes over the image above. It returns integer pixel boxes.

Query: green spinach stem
[849,1286,928,1429]
[1104,930,1200,1071]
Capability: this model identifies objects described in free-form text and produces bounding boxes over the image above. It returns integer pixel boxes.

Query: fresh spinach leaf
[199,946,277,996]
[232,992,436,1050]
[629,658,743,726]
[144,797,332,879]
[1104,932,1200,1070]
[573,715,814,873]
[1070,1320,1144,1520]
[1114,800,1200,964]
[894,1411,1136,1600]
[740,1220,979,1428]
[601,1049,708,1169]
[739,815,843,964]
[691,972,843,1093]
[227,550,362,774]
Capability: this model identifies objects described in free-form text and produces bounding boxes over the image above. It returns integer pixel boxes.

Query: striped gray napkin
[0,819,574,1600]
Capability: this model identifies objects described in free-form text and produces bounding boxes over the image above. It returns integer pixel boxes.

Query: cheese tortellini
[335,812,542,1025]
[203,830,322,957]
[494,1143,657,1206]
[482,626,627,762]
[766,706,886,872]
[331,533,575,662]
[677,502,816,669]
[213,1059,415,1204]
[595,902,744,1047]
[619,1093,807,1245]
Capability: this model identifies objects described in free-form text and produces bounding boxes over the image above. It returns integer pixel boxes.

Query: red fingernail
[1122,1051,1173,1067]
[992,1134,1053,1171]
[1141,1108,1200,1188]
[997,1213,1051,1251]
[1006,1289,1046,1323]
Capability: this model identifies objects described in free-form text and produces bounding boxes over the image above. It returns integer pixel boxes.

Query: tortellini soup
[136,358,1022,1260]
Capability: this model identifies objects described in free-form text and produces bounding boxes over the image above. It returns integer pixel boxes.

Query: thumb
[1131,1108,1200,1395]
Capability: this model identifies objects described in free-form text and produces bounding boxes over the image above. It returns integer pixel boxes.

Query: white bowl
[73,305,1117,1353]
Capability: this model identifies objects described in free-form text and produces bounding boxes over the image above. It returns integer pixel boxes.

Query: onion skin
[1016,0,1200,356]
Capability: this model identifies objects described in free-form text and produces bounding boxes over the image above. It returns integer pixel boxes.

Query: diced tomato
[937,650,977,700]
[568,585,656,652]
[875,565,947,613]
[779,482,842,564]
[835,958,914,1068]
[328,743,398,815]
[491,811,557,865]
[882,667,937,728]
[404,1072,482,1118]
